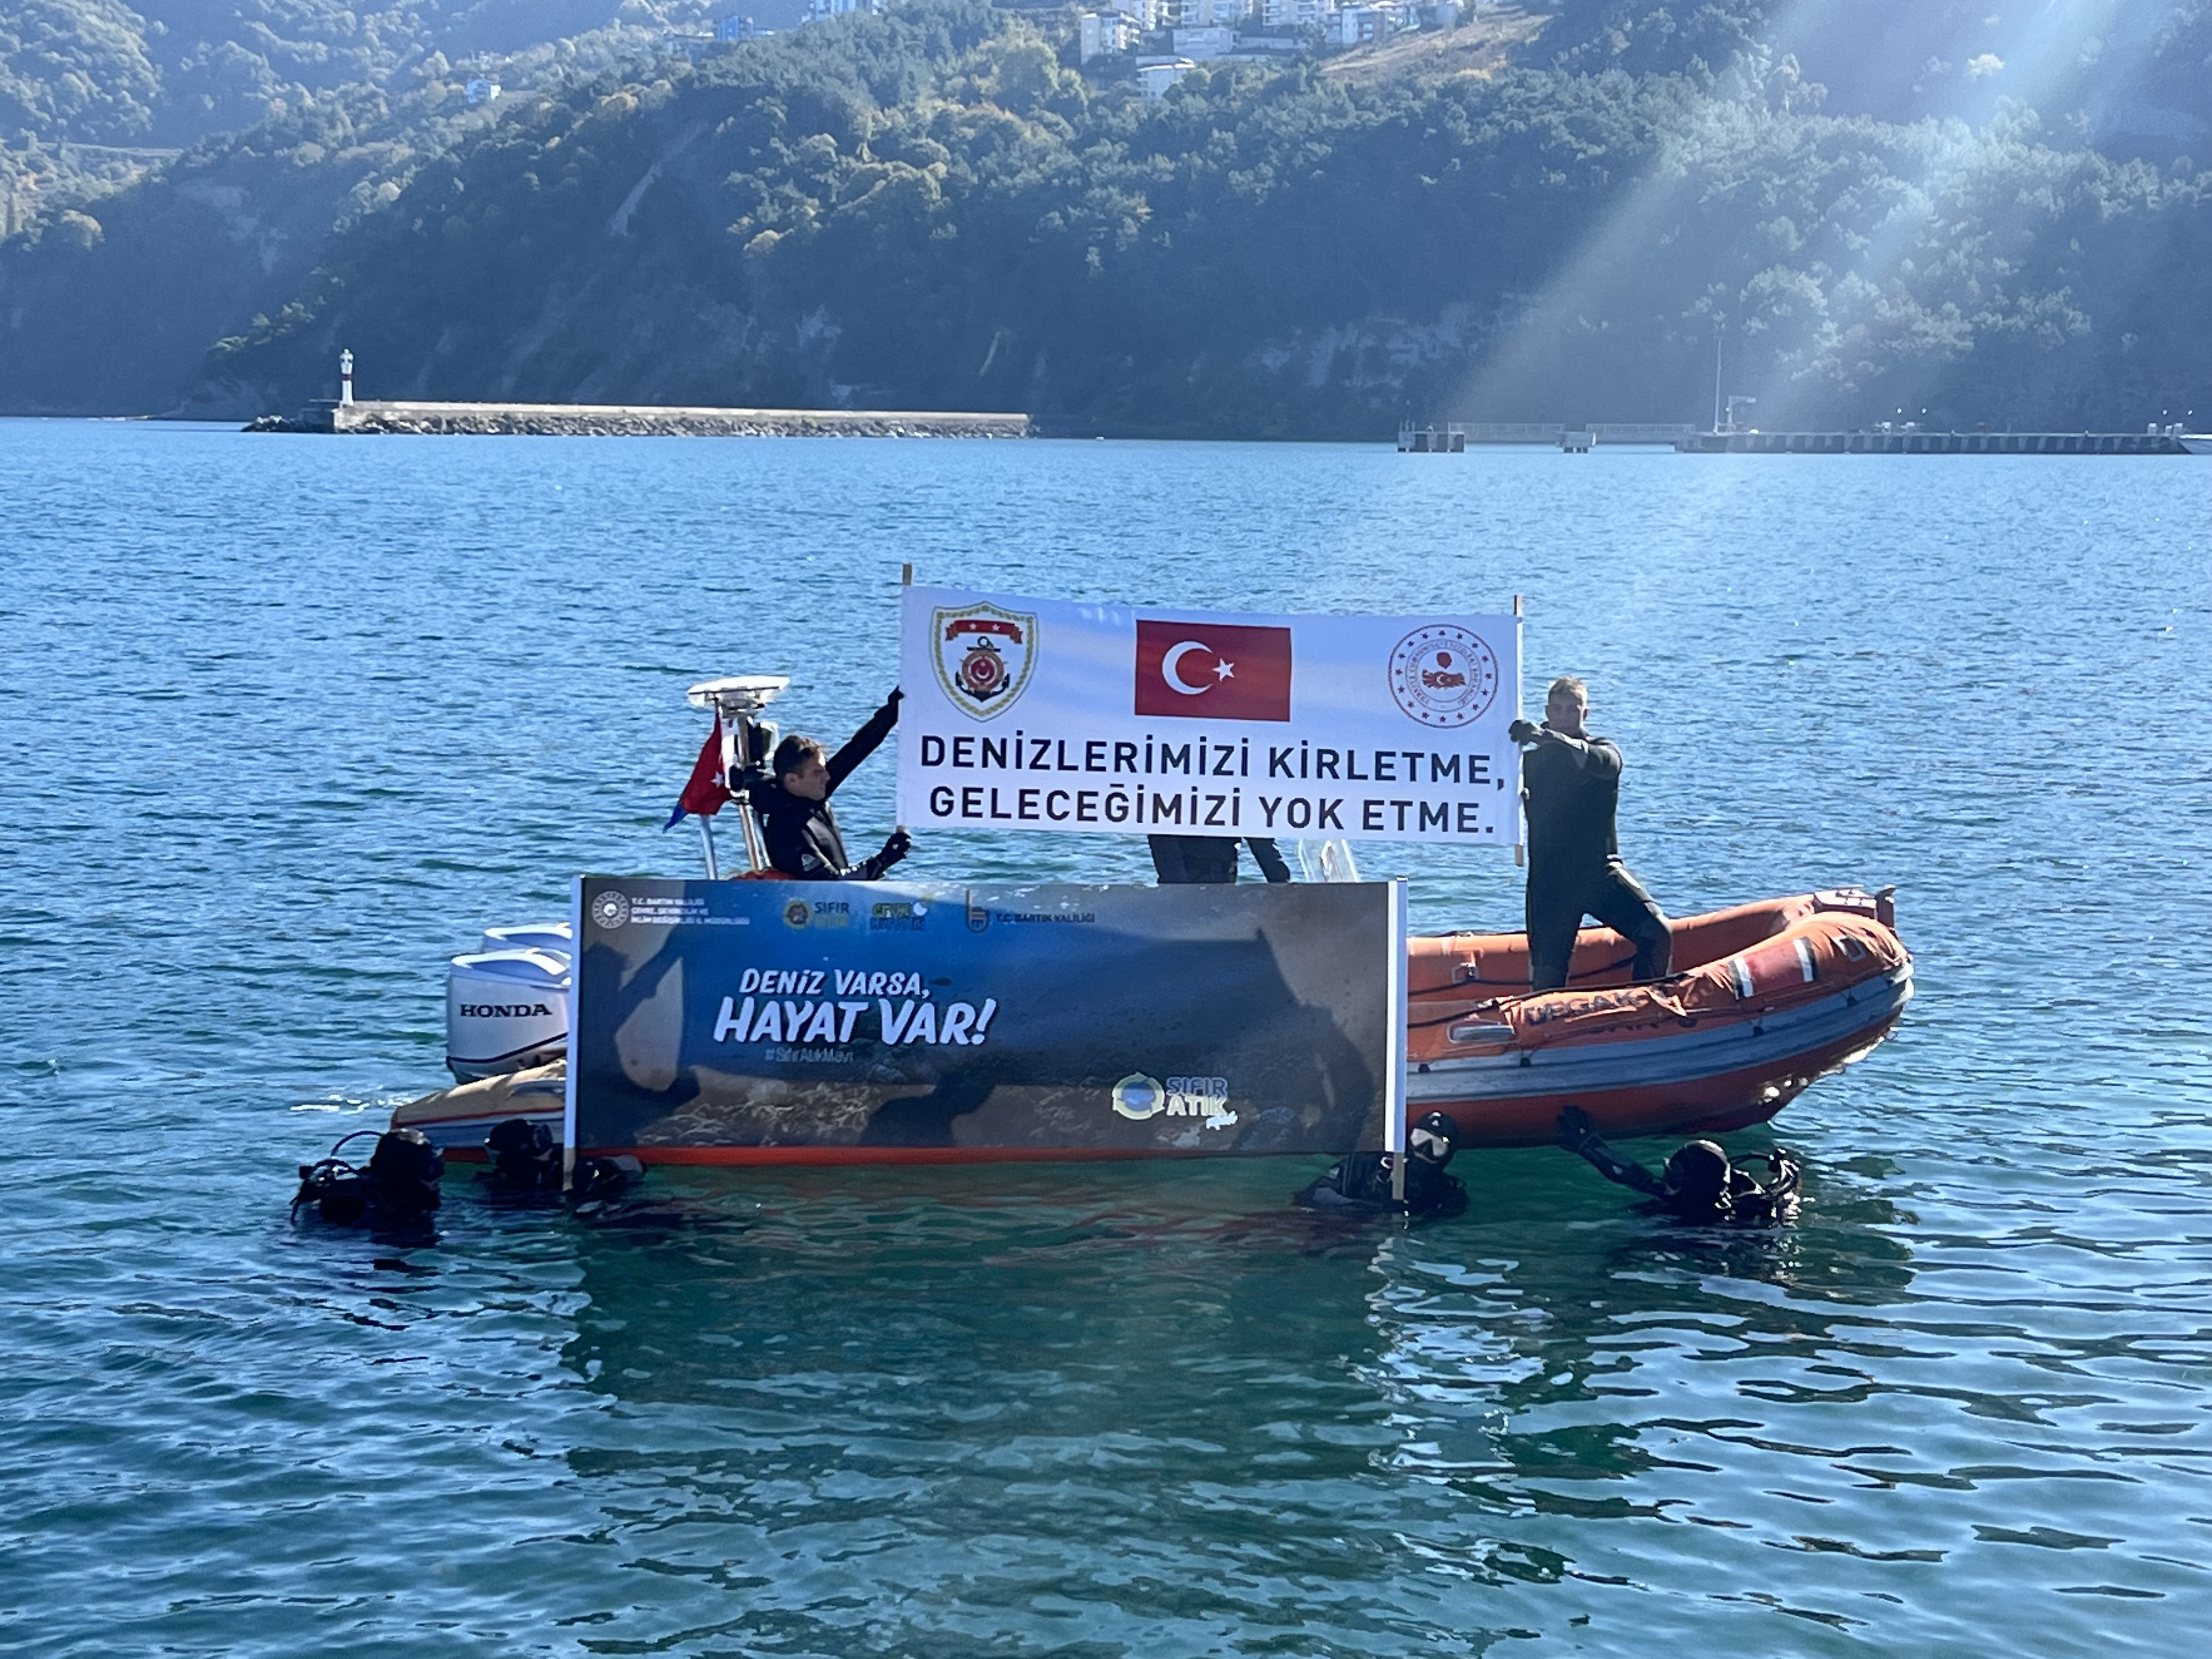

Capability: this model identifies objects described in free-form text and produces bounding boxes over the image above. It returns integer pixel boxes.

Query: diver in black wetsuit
[1295,1111,1467,1218]
[754,689,912,881]
[1509,675,1671,992]
[1148,835,1293,885]
[291,1128,444,1228]
[1556,1105,1799,1224]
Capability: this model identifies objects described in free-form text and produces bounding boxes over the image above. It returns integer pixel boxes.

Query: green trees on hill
[1,1,162,145]
[5,1,2212,432]
[0,1,738,149]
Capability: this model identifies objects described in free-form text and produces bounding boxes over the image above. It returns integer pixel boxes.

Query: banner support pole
[562,876,582,1191]
[1513,593,1526,869]
[1387,878,1408,1206]
[896,563,913,836]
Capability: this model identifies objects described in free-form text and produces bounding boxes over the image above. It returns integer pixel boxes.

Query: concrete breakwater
[246,399,1030,438]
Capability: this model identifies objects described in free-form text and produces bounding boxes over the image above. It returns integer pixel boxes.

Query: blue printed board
[567,877,1406,1163]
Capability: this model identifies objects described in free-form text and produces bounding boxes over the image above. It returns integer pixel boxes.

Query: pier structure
[1674,429,2194,455]
[1397,421,1466,453]
[1400,422,1701,448]
[253,399,1030,438]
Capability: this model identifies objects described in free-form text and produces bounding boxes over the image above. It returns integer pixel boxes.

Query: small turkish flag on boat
[1133,620,1293,721]
[664,713,730,828]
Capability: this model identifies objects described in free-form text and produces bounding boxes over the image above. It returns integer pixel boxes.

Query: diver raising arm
[756,689,912,881]
[1557,1106,1801,1224]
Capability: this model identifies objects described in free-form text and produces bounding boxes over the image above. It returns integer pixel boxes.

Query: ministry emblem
[933,602,1037,720]
[1388,625,1500,729]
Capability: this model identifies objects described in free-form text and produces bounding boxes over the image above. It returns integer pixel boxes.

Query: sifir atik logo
[1133,620,1293,722]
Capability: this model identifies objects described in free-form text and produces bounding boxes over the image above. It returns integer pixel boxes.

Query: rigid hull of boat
[1407,963,1912,1144]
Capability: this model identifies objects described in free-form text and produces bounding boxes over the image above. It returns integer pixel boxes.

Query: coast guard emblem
[933,602,1036,720]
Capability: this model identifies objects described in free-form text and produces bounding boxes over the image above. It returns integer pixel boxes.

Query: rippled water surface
[3,420,2209,1655]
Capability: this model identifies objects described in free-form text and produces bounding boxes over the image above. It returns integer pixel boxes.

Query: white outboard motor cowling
[479,922,573,957]
[447,947,571,1081]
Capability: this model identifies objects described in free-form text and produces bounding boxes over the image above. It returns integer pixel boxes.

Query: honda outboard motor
[446,946,570,1081]
[293,1128,444,1228]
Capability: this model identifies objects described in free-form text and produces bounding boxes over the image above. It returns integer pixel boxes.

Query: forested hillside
[1,2,752,147]
[5,0,2212,435]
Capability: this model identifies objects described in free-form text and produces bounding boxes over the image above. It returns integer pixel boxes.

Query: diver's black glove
[1556,1105,1597,1152]
[1508,718,1541,746]
[861,829,912,879]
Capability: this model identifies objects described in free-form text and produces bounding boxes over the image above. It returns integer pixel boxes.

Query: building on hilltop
[465,77,500,106]
[1260,0,1335,27]
[1080,12,1139,61]
[803,0,881,21]
[717,15,768,41]
[1137,56,1198,99]
[1173,25,1236,59]
[1329,4,1406,45]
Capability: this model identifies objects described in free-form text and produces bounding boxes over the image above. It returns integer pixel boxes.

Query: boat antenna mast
[684,675,789,878]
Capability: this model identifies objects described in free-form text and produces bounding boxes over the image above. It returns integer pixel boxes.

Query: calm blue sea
[2,419,2208,1656]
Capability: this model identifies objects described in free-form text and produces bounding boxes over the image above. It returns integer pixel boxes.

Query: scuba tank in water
[292,1128,444,1227]
[1294,1111,1469,1220]
[569,1153,643,1215]
[483,1116,562,1193]
[478,1117,643,1212]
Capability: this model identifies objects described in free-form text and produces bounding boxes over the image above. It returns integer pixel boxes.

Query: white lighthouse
[339,348,355,407]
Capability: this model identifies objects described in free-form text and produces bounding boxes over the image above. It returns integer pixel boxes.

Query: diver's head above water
[1410,1111,1460,1166]
[1661,1139,1732,1209]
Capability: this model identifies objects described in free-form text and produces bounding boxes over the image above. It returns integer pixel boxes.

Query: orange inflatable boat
[1405,888,1911,1145]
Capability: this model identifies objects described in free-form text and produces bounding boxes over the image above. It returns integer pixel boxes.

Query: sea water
[1,420,2207,1655]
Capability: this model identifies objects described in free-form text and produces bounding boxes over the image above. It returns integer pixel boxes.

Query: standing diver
[1556,1106,1799,1224]
[755,688,912,880]
[1509,675,1671,992]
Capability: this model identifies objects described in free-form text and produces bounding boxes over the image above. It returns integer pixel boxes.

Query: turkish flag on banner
[1134,620,1294,721]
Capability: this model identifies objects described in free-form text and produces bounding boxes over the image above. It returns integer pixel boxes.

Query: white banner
[896,586,1522,846]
